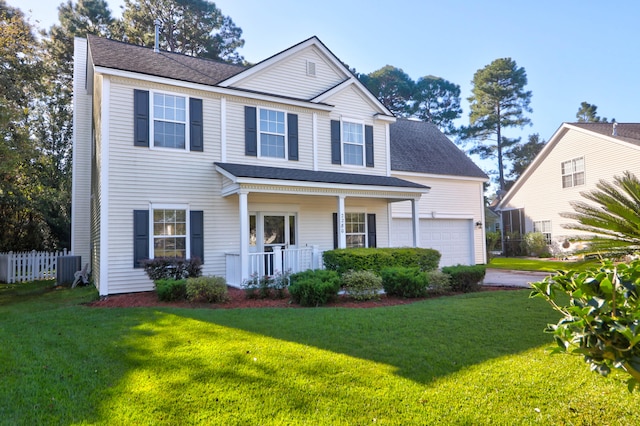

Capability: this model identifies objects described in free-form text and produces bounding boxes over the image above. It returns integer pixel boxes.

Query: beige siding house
[72,35,486,295]
[497,122,640,253]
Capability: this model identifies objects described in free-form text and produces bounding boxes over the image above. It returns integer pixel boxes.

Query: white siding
[502,127,640,245]
[390,173,486,265]
[231,46,346,100]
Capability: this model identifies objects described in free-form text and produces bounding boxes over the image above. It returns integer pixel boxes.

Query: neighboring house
[497,122,640,253]
[72,35,486,296]
[388,119,488,266]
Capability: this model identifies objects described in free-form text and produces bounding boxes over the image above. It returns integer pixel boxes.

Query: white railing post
[273,246,283,275]
[312,245,320,270]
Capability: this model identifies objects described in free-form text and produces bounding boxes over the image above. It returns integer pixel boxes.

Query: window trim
[258,106,288,160]
[533,220,552,245]
[341,118,365,167]
[149,90,190,152]
[149,203,191,259]
[561,156,585,188]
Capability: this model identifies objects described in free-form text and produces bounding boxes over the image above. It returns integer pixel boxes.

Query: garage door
[391,219,473,267]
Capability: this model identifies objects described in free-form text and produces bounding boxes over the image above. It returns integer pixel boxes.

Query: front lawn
[1,280,639,424]
[489,256,599,272]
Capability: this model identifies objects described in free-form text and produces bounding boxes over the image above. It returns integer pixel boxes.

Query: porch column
[337,195,346,249]
[239,190,249,283]
[411,198,420,248]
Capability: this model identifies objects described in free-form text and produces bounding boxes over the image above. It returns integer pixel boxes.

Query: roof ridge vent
[154,19,161,53]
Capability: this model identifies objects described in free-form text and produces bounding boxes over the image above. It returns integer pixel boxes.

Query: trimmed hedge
[381,267,427,298]
[323,248,441,275]
[342,270,383,301]
[186,276,229,303]
[441,264,486,293]
[143,257,202,281]
[288,269,341,307]
[155,278,187,301]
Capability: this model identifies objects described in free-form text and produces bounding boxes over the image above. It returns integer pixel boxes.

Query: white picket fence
[0,249,68,284]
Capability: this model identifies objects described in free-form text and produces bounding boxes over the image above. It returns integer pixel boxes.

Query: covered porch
[214,162,429,287]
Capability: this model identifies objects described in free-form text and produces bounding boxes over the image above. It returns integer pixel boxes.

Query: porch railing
[225,246,323,287]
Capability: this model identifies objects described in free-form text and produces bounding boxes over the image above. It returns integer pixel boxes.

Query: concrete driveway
[483,269,552,288]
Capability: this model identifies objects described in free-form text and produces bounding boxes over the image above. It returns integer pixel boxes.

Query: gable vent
[306,60,316,76]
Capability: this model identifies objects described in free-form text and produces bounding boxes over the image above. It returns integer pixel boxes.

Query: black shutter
[189,98,203,152]
[288,113,298,161]
[367,214,377,248]
[333,213,338,249]
[331,120,341,164]
[365,125,374,167]
[190,210,204,263]
[133,210,149,268]
[245,106,257,156]
[134,90,149,147]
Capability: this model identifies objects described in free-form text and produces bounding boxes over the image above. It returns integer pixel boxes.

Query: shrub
[323,248,440,275]
[522,232,550,257]
[441,264,486,293]
[242,270,290,300]
[342,270,383,301]
[185,276,229,303]
[381,267,427,298]
[155,278,187,301]
[288,269,341,307]
[143,257,202,281]
[425,270,451,295]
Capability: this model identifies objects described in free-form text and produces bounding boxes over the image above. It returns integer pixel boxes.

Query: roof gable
[390,119,488,179]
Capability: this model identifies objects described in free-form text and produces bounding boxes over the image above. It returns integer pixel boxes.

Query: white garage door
[391,219,473,267]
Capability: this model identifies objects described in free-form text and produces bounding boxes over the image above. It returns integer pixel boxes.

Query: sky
[11,0,640,182]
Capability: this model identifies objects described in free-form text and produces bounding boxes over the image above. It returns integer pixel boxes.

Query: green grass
[489,256,600,272]
[2,280,640,424]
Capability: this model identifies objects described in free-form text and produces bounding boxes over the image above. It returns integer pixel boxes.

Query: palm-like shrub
[561,171,640,254]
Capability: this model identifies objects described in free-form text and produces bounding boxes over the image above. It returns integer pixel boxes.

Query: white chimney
[612,121,618,137]
[154,19,161,53]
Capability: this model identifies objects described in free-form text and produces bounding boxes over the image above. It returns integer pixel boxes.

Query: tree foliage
[409,75,462,135]
[561,171,640,255]
[461,57,532,191]
[120,0,244,63]
[576,101,608,123]
[504,133,545,189]
[359,65,414,116]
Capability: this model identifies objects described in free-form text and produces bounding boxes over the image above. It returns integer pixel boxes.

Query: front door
[261,214,297,275]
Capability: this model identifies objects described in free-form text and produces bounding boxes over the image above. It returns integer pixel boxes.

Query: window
[153,93,186,149]
[342,121,364,166]
[345,212,366,248]
[562,157,585,188]
[153,209,187,258]
[259,108,286,158]
[533,220,552,245]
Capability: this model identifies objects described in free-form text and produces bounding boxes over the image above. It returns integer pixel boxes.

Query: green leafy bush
[522,232,550,257]
[288,269,341,307]
[441,264,486,293]
[425,270,452,295]
[155,278,187,301]
[323,248,440,275]
[185,276,229,303]
[143,257,202,281]
[381,267,427,298]
[242,270,289,299]
[531,259,640,391]
[342,270,383,301]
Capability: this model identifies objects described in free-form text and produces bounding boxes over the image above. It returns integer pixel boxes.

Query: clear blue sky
[12,0,640,180]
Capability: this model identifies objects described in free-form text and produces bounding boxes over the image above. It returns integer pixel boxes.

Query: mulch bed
[87,285,521,309]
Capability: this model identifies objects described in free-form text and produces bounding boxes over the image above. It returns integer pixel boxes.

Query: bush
[381,267,427,298]
[185,276,229,303]
[441,264,486,293]
[143,257,202,281]
[155,278,187,301]
[242,270,289,299]
[323,248,440,275]
[288,269,341,307]
[522,232,550,257]
[425,270,451,295]
[342,270,383,301]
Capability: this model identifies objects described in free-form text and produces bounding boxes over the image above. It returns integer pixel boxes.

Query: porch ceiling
[214,162,429,200]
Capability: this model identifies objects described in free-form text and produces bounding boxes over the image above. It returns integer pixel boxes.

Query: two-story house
[72,35,486,296]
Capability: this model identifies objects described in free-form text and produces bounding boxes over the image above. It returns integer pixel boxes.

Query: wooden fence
[0,249,68,284]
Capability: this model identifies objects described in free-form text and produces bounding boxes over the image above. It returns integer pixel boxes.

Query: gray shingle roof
[215,162,429,189]
[87,34,246,86]
[570,122,640,145]
[390,119,488,179]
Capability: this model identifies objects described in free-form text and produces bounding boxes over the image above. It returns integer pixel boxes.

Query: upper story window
[562,157,585,188]
[153,93,187,149]
[342,121,364,166]
[259,108,286,158]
